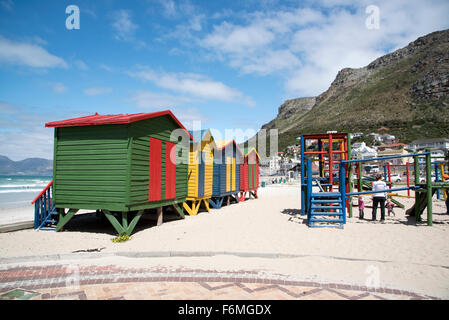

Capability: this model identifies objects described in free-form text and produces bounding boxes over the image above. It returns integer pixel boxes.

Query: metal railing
[32,180,56,229]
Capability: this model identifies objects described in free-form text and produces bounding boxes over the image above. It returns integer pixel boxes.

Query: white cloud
[30,36,48,46]
[0,0,13,11]
[155,0,200,19]
[199,9,317,76]
[202,22,275,54]
[99,64,114,72]
[82,8,96,19]
[111,10,138,41]
[0,129,53,161]
[159,0,176,17]
[157,12,206,44]
[198,0,449,97]
[188,14,204,32]
[128,67,254,106]
[0,102,54,160]
[129,90,193,108]
[0,100,17,114]
[74,60,88,70]
[0,36,68,68]
[52,83,67,93]
[285,1,449,96]
[83,87,112,96]
[234,49,301,75]
[171,107,210,129]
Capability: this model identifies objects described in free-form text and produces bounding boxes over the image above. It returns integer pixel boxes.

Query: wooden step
[310,212,343,216]
[311,199,341,203]
[311,205,342,210]
[309,218,344,223]
[311,192,341,197]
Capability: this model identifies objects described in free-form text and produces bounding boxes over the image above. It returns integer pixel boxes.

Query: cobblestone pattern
[0,264,438,300]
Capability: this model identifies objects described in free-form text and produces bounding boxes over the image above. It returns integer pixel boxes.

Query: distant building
[287,145,300,152]
[286,145,301,160]
[351,142,377,159]
[377,143,406,151]
[305,140,315,147]
[351,132,363,138]
[430,150,445,162]
[267,155,282,174]
[376,134,396,144]
[377,148,412,165]
[408,138,449,152]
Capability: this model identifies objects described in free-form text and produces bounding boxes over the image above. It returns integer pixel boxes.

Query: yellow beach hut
[183,129,216,215]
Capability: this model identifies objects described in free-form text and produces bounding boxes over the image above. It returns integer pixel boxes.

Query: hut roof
[242,147,261,160]
[215,140,243,157]
[45,110,194,140]
[188,129,217,149]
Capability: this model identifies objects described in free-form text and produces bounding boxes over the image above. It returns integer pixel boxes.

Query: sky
[0,0,448,161]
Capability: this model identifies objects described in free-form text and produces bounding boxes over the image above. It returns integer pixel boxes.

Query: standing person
[372,173,388,222]
[443,171,449,213]
[443,173,449,214]
[358,196,365,219]
[444,151,449,214]
[386,198,395,216]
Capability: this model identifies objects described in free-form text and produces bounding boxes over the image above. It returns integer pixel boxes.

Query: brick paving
[0,264,438,300]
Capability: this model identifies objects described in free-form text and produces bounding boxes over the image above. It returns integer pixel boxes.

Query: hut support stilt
[156,207,163,226]
[209,197,224,209]
[56,208,79,232]
[238,190,257,202]
[171,204,185,219]
[203,199,210,212]
[103,209,144,236]
[183,199,210,216]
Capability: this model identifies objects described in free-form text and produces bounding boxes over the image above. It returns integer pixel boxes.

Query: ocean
[0,175,52,209]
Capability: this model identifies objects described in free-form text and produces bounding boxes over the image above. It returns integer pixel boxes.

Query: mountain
[259,29,449,151]
[0,155,53,176]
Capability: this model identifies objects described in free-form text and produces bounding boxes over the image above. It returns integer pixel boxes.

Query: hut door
[248,164,251,189]
[255,162,259,187]
[245,163,249,190]
[226,157,231,192]
[198,151,205,197]
[231,157,236,191]
[165,141,177,200]
[149,138,177,202]
[149,137,162,201]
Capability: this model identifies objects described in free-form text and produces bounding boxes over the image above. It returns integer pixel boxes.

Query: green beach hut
[39,110,193,235]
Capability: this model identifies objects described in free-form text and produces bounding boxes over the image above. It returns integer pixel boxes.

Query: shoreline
[0,205,34,226]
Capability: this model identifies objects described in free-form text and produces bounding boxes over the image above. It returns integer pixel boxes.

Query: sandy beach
[0,205,34,225]
[0,184,448,298]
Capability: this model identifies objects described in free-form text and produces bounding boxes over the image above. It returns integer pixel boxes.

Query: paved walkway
[0,263,437,300]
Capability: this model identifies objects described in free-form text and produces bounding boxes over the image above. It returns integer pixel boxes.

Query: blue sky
[0,0,448,160]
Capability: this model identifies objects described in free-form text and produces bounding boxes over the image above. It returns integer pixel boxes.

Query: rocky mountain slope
[260,29,449,151]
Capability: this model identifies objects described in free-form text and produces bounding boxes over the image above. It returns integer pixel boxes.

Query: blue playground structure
[300,132,443,228]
